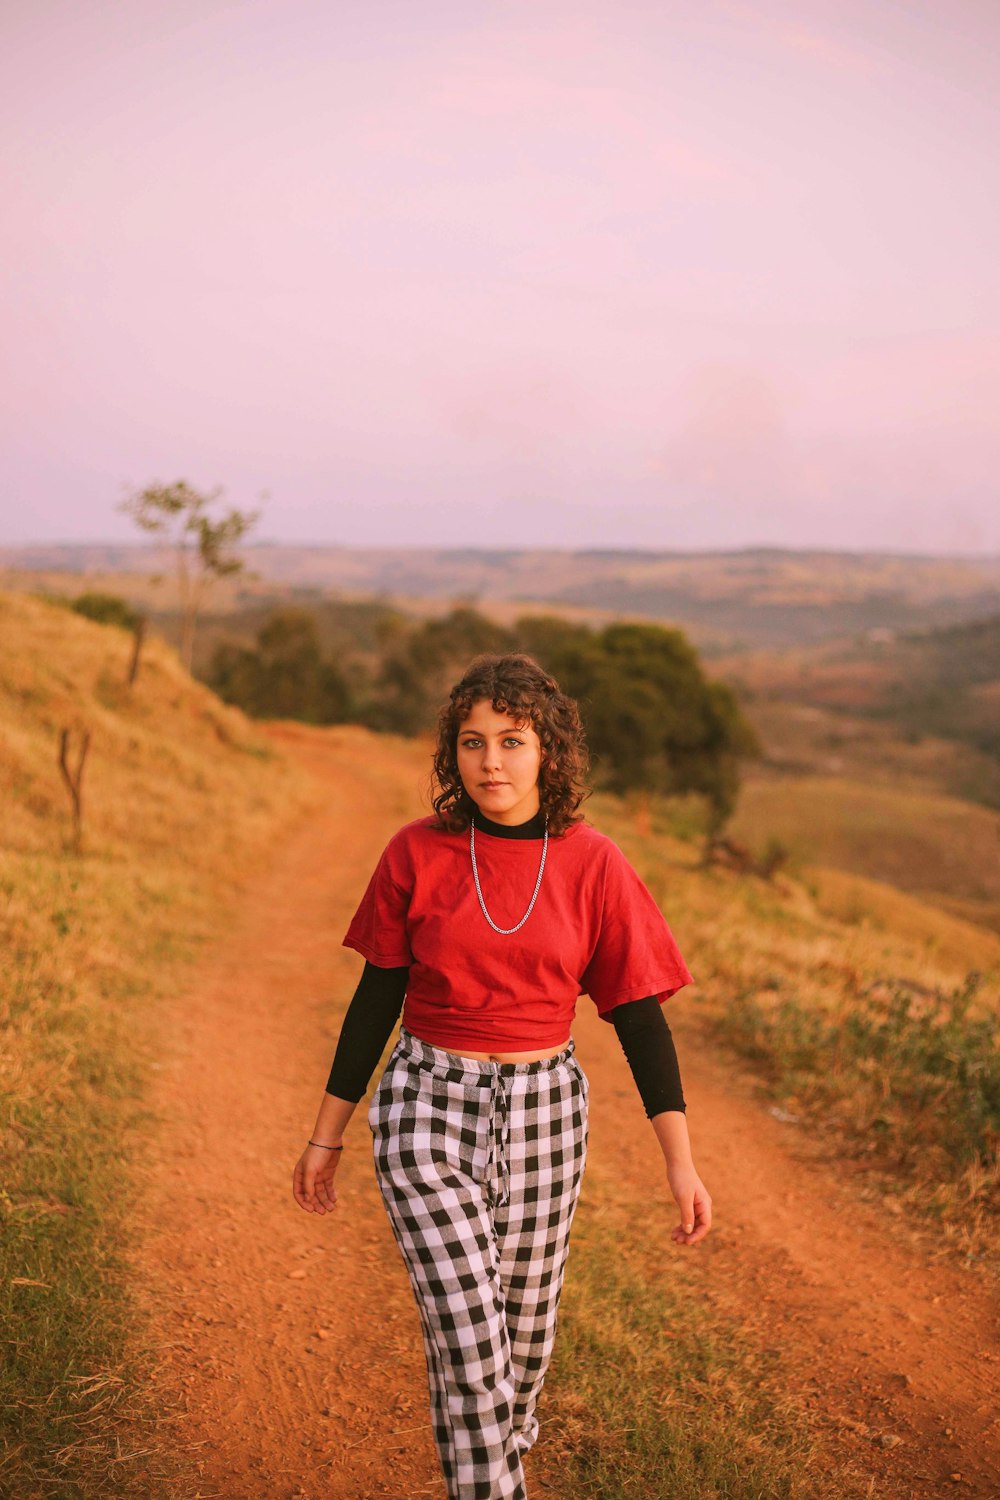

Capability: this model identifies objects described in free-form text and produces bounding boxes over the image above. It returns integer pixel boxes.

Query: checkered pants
[368,1024,589,1500]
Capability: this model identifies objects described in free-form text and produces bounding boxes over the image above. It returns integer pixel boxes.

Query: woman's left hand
[665,1162,712,1246]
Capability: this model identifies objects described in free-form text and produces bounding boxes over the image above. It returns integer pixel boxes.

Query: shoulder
[390,813,452,843]
[560,820,623,862]
[382,814,458,863]
[561,821,644,886]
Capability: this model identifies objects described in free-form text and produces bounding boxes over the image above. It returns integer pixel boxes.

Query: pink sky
[2,0,998,552]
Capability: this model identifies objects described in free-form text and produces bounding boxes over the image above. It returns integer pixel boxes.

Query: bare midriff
[436,1038,572,1064]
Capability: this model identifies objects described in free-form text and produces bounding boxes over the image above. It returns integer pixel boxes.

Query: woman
[293,652,712,1500]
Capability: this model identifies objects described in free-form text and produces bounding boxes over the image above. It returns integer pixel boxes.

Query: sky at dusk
[2,0,998,553]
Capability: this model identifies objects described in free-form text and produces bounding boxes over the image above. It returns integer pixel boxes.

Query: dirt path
[132,725,999,1499]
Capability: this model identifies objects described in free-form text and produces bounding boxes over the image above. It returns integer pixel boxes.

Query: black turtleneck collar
[471,806,548,840]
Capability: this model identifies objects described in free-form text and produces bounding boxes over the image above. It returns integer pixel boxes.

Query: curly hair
[431,653,590,836]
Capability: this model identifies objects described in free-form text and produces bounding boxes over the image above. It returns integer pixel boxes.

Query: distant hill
[2,542,999,650]
[716,612,1000,765]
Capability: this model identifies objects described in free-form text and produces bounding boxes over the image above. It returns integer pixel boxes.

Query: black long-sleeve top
[326,808,687,1119]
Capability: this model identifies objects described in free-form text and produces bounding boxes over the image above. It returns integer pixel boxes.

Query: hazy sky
[2,0,998,552]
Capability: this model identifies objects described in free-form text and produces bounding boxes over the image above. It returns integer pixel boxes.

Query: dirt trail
[133,725,999,1500]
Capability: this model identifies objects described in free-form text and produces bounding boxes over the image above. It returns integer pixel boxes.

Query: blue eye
[459,736,524,749]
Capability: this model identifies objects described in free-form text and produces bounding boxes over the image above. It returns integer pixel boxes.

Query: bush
[517,615,761,833]
[209,608,353,723]
[69,593,142,632]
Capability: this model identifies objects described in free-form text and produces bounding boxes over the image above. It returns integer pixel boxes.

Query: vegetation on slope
[587,790,1000,1260]
[0,591,317,1497]
[720,611,1000,791]
[197,602,761,838]
[3,581,997,1495]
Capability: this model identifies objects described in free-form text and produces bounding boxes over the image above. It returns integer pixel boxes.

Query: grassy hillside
[730,771,1000,934]
[731,696,1000,808]
[716,612,1000,774]
[2,588,997,1495]
[586,788,1000,1258]
[0,591,319,1497]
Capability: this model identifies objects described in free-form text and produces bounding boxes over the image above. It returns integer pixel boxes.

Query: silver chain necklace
[470,812,549,934]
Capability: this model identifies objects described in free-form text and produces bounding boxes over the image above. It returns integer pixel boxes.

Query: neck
[472,805,547,840]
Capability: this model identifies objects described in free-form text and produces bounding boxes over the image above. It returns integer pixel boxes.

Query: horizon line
[2,539,999,563]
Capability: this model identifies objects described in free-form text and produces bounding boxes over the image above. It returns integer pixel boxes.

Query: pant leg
[369,1044,527,1500]
[493,1054,589,1456]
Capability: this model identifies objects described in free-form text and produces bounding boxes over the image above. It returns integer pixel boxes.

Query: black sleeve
[325,961,409,1102]
[610,995,687,1119]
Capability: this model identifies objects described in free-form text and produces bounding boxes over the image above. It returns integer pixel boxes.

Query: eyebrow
[459,726,528,736]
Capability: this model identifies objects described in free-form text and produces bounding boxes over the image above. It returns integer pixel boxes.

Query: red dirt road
[132,725,999,1499]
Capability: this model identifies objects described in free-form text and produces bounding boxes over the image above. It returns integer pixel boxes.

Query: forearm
[324,961,408,1101]
[309,961,408,1147]
[309,1090,359,1147]
[650,1109,694,1169]
[610,996,687,1118]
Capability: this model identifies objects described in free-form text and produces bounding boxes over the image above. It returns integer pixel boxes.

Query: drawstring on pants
[485,1067,511,1208]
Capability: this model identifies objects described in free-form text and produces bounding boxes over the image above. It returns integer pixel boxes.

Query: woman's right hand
[292,1142,343,1214]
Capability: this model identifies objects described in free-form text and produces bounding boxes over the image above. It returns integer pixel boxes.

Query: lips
[481,781,507,789]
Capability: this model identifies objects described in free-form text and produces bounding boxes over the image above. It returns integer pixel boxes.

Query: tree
[516,614,762,845]
[119,480,260,672]
[368,606,515,734]
[70,591,141,631]
[69,591,148,687]
[209,608,353,723]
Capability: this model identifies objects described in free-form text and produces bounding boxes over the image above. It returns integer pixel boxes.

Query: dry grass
[589,791,1000,1263]
[0,590,320,1498]
[737,697,1000,805]
[3,588,997,1493]
[729,773,1000,934]
[537,1211,840,1500]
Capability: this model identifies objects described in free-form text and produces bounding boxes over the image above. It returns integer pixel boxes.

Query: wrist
[650,1109,693,1168]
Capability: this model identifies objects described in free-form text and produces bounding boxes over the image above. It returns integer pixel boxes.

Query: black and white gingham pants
[368,1024,589,1500]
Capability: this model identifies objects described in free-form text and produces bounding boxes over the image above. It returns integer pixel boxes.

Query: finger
[675,1198,712,1244]
[684,1220,710,1243]
[315,1178,338,1210]
[292,1165,309,1209]
[293,1164,319,1211]
[293,1183,316,1211]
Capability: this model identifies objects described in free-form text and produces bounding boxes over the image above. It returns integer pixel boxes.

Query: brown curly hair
[431,653,590,836]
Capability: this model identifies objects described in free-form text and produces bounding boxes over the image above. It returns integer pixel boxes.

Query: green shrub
[70,593,142,631]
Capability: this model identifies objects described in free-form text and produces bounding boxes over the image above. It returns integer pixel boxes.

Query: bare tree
[126,615,147,687]
[119,480,260,672]
[58,726,91,853]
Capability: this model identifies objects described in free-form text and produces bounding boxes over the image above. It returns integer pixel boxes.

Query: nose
[481,742,502,772]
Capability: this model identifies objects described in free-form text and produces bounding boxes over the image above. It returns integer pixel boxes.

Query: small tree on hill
[119,480,260,672]
[70,591,141,631]
[69,591,148,687]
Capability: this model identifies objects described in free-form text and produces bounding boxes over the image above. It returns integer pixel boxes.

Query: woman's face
[456,699,543,826]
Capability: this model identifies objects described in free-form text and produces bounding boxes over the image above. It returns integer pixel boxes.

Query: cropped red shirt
[342,814,694,1051]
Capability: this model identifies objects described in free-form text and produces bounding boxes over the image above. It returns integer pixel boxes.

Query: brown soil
[132,724,1000,1500]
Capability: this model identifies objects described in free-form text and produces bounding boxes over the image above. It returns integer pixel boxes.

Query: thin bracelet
[308,1140,344,1150]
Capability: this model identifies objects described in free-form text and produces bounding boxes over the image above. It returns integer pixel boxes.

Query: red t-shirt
[342,814,694,1051]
